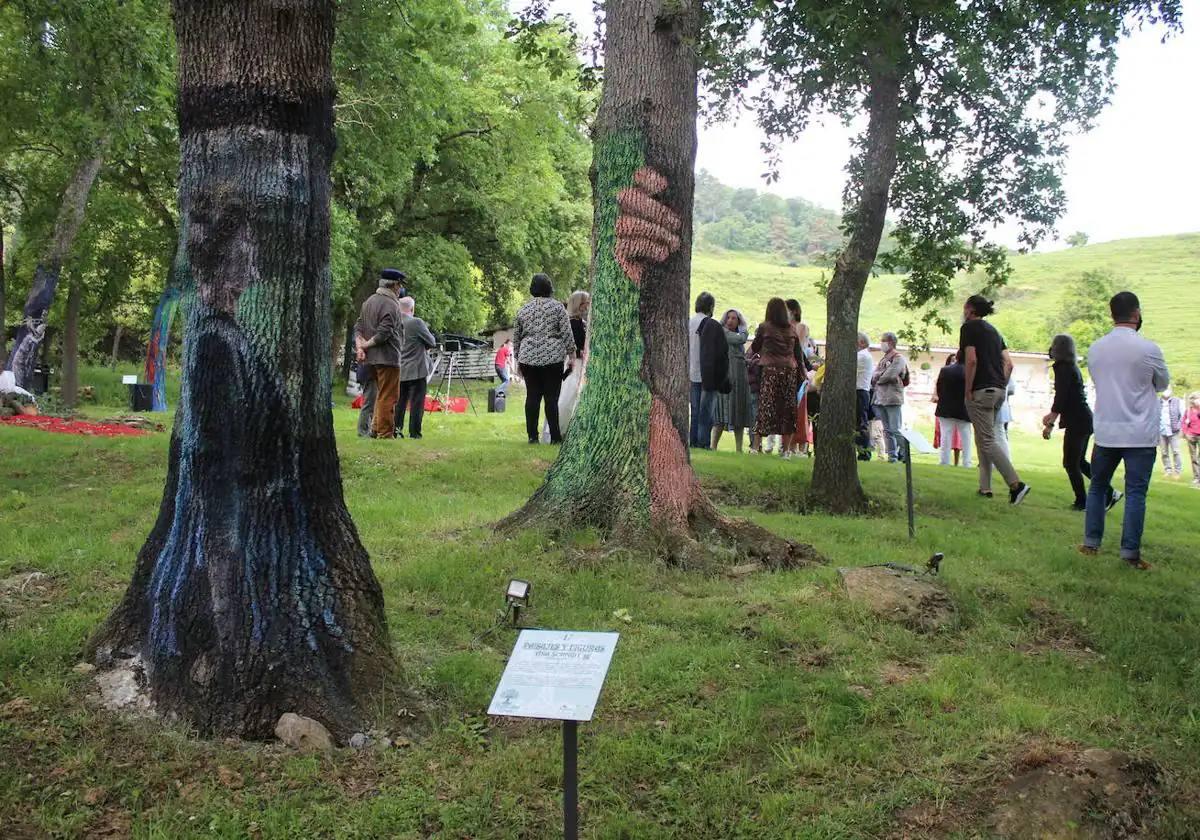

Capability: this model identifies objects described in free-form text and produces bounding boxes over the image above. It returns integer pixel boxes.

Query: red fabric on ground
[0,415,149,437]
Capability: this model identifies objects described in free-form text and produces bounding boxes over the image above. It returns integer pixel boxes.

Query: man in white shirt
[688,292,714,447]
[1080,291,1170,569]
[855,331,875,433]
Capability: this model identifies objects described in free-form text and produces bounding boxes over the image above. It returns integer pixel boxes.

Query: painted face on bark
[182,131,308,316]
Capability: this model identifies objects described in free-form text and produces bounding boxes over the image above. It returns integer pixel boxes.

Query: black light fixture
[506,579,531,626]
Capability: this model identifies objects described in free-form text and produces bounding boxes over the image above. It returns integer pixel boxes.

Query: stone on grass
[274,713,334,753]
[838,566,955,632]
[349,732,368,750]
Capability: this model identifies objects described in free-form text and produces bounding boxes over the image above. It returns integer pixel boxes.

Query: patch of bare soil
[892,742,1163,839]
[1019,598,1098,659]
[839,566,956,632]
[0,570,62,626]
[880,661,926,685]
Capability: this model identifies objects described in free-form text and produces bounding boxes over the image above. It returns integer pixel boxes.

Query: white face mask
[881,341,892,352]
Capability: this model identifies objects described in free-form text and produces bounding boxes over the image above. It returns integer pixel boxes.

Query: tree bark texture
[3,148,106,388]
[1,216,6,360]
[506,0,816,567]
[144,267,182,411]
[62,279,81,407]
[810,67,903,514]
[92,0,392,740]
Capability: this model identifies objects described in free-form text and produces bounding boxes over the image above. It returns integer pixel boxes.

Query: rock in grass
[274,713,334,752]
[349,732,368,750]
[838,566,955,632]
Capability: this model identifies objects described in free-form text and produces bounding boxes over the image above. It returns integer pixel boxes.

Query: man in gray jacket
[356,268,405,438]
[395,296,437,439]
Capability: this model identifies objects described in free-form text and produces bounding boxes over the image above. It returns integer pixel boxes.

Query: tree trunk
[3,146,106,388]
[109,323,123,369]
[1,216,6,360]
[503,0,816,568]
[91,0,393,741]
[144,272,182,411]
[809,66,903,514]
[62,279,82,407]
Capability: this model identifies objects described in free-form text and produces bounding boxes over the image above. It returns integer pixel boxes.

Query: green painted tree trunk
[92,0,392,740]
[509,0,816,567]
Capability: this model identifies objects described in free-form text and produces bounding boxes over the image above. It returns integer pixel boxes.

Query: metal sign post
[488,629,619,840]
[898,428,936,539]
[563,720,578,840]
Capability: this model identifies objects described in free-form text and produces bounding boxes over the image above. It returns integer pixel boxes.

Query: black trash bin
[29,365,51,395]
[129,383,153,412]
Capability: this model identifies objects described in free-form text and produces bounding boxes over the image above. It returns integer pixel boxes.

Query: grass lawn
[2,387,1199,838]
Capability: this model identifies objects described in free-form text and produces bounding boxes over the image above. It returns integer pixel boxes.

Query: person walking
[1158,388,1184,478]
[394,296,437,439]
[696,302,730,449]
[712,309,752,453]
[1079,291,1170,569]
[494,338,513,397]
[871,332,908,463]
[960,295,1031,504]
[356,268,405,439]
[751,298,800,459]
[688,292,715,447]
[1041,334,1114,511]
[855,332,875,460]
[1183,392,1200,488]
[513,273,574,444]
[934,353,973,469]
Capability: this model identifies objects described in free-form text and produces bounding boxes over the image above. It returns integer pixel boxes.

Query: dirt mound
[892,744,1162,839]
[839,566,955,632]
[990,746,1160,838]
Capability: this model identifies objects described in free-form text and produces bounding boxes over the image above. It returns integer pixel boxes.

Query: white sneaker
[781,451,792,460]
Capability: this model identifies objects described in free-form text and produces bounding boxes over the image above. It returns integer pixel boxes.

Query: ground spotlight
[506,579,531,626]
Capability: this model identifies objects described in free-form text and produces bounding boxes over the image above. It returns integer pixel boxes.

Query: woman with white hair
[556,290,591,435]
[711,308,752,452]
[870,331,909,462]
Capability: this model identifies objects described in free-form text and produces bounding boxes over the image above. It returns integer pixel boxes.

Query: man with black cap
[356,268,405,438]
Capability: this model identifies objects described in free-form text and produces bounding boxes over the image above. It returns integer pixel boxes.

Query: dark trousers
[395,377,428,437]
[357,378,377,438]
[1062,426,1093,506]
[689,381,703,447]
[520,362,563,443]
[854,389,872,455]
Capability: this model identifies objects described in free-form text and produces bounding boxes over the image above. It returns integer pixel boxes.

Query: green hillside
[690,232,1200,386]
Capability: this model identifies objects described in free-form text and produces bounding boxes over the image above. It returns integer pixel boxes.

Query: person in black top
[696,308,731,449]
[960,294,1030,504]
[934,353,973,468]
[1041,334,1118,511]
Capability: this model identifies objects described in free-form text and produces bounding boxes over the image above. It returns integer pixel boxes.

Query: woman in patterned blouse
[513,273,576,444]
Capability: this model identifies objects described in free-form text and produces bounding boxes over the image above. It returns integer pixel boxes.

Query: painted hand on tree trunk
[615,167,682,284]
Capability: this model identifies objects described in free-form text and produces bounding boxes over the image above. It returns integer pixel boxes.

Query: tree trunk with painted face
[91,0,392,740]
[504,0,816,568]
[4,148,105,389]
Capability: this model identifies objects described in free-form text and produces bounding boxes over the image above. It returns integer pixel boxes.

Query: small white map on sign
[488,629,619,722]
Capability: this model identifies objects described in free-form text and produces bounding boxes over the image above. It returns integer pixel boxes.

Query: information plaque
[900,427,937,455]
[488,629,619,722]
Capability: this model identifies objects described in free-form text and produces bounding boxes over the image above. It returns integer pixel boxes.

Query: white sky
[547,0,1200,250]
